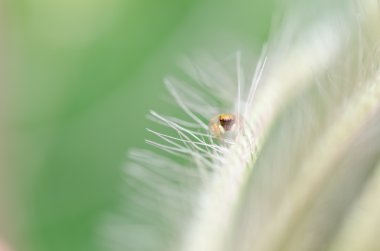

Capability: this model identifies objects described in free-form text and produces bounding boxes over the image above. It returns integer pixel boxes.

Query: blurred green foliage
[4,0,274,250]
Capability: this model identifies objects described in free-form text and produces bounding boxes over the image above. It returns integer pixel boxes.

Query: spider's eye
[218,114,236,131]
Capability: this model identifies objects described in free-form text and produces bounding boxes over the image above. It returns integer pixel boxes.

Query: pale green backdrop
[3,0,274,250]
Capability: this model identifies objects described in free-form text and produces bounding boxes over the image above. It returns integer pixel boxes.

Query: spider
[208,113,242,140]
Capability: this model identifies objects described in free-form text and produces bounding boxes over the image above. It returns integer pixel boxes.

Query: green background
[3,0,274,250]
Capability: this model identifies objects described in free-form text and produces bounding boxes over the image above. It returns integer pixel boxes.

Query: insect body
[209,113,241,140]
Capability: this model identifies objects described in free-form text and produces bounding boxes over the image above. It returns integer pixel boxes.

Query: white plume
[102,1,380,251]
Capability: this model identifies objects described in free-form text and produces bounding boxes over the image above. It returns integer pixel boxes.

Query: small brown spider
[209,113,242,140]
